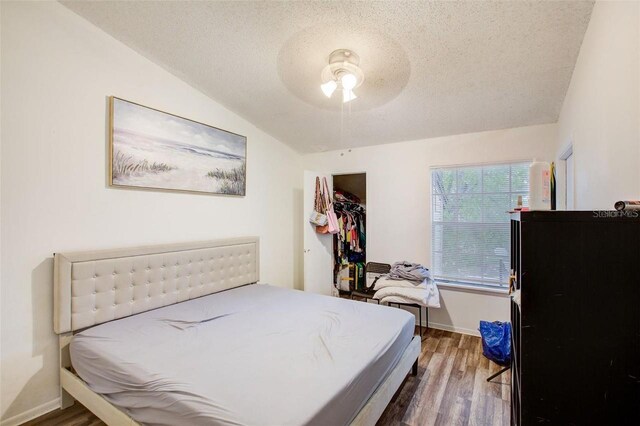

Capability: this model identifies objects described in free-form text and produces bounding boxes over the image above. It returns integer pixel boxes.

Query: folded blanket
[379,295,437,308]
[374,281,441,308]
[387,261,432,282]
[373,276,426,291]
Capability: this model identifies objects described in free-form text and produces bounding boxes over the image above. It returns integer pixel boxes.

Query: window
[431,162,530,288]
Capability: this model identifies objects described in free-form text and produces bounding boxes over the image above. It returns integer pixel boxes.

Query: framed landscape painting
[109,97,247,196]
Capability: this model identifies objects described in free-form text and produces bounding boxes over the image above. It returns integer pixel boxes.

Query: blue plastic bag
[479,321,511,366]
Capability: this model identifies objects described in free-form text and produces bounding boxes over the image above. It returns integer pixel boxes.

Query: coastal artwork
[109,97,246,195]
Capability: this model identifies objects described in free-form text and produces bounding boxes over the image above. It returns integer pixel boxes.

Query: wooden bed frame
[54,237,421,426]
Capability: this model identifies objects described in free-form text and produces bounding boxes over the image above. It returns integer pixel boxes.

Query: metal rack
[349,262,428,341]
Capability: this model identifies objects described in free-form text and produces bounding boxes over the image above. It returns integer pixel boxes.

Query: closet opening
[332,173,366,296]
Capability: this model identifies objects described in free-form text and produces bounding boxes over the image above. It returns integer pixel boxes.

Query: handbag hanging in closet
[316,177,339,235]
[323,177,339,235]
[309,177,328,227]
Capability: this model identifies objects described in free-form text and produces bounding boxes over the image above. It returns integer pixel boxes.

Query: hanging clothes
[333,197,366,290]
[334,202,365,264]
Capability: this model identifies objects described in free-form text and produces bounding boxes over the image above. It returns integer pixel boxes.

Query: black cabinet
[510,211,640,426]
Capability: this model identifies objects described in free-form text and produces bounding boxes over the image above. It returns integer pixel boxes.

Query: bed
[54,237,421,425]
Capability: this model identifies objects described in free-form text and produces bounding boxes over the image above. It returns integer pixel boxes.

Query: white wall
[556,1,640,209]
[303,123,557,335]
[0,2,302,423]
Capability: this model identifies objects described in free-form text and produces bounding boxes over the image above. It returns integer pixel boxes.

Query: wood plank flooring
[376,328,510,426]
[24,328,509,426]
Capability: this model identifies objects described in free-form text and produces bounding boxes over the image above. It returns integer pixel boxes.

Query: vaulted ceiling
[62,1,594,153]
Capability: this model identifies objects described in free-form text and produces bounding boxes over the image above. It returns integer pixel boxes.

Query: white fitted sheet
[70,284,415,426]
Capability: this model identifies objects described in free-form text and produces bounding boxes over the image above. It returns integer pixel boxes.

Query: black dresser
[510,211,640,425]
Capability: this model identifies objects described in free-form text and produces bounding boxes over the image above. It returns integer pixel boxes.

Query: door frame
[332,171,368,292]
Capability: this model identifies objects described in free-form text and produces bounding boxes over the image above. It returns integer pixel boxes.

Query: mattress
[70,284,415,426]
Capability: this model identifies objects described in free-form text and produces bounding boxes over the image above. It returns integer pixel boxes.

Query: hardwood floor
[22,403,103,426]
[376,328,510,426]
[24,328,509,426]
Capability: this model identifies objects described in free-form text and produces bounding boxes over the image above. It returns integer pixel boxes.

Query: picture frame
[108,96,247,196]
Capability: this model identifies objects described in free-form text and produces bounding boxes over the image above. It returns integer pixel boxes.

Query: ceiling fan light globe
[342,89,357,103]
[321,80,337,98]
[341,73,357,91]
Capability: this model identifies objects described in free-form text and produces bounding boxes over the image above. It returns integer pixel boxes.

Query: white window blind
[431,162,530,288]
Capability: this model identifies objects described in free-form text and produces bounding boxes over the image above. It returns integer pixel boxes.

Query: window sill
[435,281,510,296]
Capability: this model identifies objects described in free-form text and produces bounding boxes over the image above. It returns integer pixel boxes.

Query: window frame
[430,159,531,291]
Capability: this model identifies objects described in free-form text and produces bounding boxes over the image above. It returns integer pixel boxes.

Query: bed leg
[60,387,75,409]
[411,359,418,376]
[59,333,75,409]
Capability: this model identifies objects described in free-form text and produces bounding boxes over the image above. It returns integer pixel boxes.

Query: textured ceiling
[62,1,594,153]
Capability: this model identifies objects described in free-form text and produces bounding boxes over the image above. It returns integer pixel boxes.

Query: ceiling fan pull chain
[348,100,352,146]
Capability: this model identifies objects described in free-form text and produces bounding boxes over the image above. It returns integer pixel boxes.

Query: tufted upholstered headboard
[53,237,259,334]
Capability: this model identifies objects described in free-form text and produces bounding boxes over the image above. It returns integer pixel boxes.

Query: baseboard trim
[1,398,60,426]
[409,315,480,337]
[425,321,480,337]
